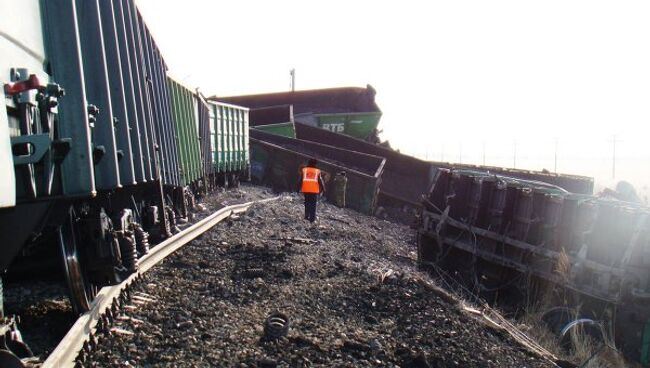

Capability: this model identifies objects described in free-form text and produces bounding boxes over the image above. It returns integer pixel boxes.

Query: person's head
[307,159,318,167]
[338,171,346,177]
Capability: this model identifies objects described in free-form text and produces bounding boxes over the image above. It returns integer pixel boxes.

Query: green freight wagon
[243,105,296,138]
[313,111,381,140]
[253,122,295,138]
[211,85,381,141]
[167,76,202,186]
[233,108,242,170]
[207,101,249,185]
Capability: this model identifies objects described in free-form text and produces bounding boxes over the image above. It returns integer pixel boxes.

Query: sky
[136,0,650,199]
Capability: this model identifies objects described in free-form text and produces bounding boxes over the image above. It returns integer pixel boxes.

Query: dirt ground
[85,185,554,367]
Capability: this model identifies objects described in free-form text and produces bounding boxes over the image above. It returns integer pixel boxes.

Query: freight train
[0,0,249,362]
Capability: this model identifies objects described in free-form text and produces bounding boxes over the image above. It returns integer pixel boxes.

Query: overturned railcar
[246,104,296,138]
[249,128,385,215]
[212,85,382,141]
[294,123,594,221]
[418,168,650,365]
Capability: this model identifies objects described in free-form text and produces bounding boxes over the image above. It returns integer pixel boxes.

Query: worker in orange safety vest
[298,159,326,222]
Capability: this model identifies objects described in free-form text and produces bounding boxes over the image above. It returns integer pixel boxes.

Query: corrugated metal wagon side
[166,76,202,187]
[207,101,250,187]
[197,93,214,191]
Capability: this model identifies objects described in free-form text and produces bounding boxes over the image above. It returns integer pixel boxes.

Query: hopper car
[0,2,249,358]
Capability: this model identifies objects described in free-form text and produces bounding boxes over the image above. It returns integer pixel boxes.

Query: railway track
[39,196,278,368]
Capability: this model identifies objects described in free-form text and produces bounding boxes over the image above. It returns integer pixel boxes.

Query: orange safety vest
[300,167,321,193]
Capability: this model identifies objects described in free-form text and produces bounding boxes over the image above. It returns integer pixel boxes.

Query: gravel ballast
[85,185,553,367]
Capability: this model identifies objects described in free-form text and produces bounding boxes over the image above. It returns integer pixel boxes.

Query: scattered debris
[84,187,553,367]
[264,312,290,340]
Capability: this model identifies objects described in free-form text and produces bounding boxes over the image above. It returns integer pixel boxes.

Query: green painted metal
[208,105,217,172]
[242,109,250,167]
[211,105,219,172]
[233,108,239,170]
[216,105,224,172]
[220,104,228,172]
[225,106,232,171]
[180,84,200,182]
[233,109,240,170]
[238,110,245,168]
[238,111,244,168]
[167,77,202,185]
[253,122,296,138]
[206,101,248,174]
[41,0,96,196]
[167,78,187,185]
[178,81,191,181]
[190,92,202,180]
[76,0,121,189]
[223,105,229,171]
[316,112,381,140]
[167,81,185,184]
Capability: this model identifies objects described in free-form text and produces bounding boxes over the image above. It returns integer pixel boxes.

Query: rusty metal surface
[418,168,649,363]
[294,124,594,212]
[251,128,385,178]
[250,138,382,214]
[211,85,381,115]
[294,123,434,207]
[249,105,293,126]
[451,164,594,195]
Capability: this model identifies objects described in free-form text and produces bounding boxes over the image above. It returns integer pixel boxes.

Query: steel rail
[42,196,279,368]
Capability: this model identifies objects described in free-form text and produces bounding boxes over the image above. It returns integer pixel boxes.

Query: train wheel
[541,306,576,335]
[58,207,97,315]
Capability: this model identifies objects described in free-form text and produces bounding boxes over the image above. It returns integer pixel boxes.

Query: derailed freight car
[206,99,250,186]
[417,169,650,365]
[213,85,382,141]
[250,128,385,214]
[294,123,594,216]
[0,0,249,363]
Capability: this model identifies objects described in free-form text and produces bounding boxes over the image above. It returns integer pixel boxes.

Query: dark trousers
[304,193,318,222]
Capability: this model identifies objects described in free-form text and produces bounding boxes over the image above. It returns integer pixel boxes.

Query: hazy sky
[136,0,650,196]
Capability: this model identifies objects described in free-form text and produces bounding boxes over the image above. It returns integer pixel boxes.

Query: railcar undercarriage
[417,168,650,363]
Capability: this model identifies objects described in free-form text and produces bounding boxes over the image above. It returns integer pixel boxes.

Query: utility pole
[554,138,558,173]
[513,140,517,168]
[482,141,486,166]
[290,68,295,92]
[610,135,621,179]
[441,143,444,162]
[459,142,462,164]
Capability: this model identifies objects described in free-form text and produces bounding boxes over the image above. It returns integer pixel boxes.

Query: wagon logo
[321,123,344,133]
